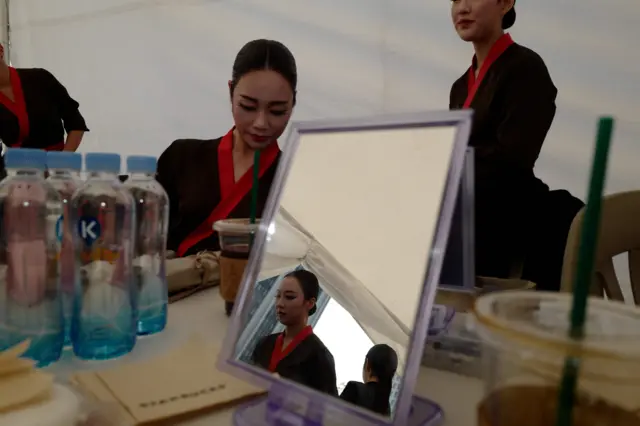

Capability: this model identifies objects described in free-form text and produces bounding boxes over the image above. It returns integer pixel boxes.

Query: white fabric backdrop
[6,0,640,199]
[4,0,639,299]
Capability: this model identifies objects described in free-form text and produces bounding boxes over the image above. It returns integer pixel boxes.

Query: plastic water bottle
[0,148,64,367]
[70,153,137,360]
[125,156,169,335]
[0,138,7,181]
[46,151,82,347]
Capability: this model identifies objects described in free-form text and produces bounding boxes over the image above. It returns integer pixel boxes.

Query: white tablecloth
[47,288,482,425]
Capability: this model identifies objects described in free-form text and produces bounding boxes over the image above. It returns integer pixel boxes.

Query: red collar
[217,128,280,199]
[463,33,514,108]
[268,325,313,372]
[0,67,30,146]
[175,128,280,257]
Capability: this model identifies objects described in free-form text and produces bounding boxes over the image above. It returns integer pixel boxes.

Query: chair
[435,277,536,312]
[561,191,640,304]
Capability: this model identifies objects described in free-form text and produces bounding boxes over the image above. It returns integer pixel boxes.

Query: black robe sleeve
[156,140,186,253]
[340,381,360,404]
[475,56,556,171]
[41,69,89,133]
[449,77,465,110]
[250,335,271,368]
[308,348,338,396]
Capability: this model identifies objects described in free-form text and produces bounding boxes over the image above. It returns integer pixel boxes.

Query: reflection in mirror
[234,122,461,419]
[439,147,475,291]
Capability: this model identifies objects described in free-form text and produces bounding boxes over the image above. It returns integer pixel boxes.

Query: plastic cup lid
[213,218,261,234]
[474,291,640,359]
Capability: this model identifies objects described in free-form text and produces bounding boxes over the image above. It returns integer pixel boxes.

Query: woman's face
[451,0,512,42]
[230,70,294,151]
[275,276,314,326]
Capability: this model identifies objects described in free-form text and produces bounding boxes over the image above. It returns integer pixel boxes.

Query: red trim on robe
[268,325,314,372]
[0,67,30,147]
[176,128,279,257]
[463,33,514,108]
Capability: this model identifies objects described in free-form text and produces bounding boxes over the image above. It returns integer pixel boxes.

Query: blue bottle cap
[4,148,47,170]
[126,156,157,174]
[46,151,82,171]
[85,153,121,173]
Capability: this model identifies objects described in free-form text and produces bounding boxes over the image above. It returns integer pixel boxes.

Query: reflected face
[275,276,314,326]
[230,70,294,150]
[451,0,512,42]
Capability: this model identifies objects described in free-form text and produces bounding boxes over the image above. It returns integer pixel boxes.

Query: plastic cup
[213,219,260,316]
[473,291,640,426]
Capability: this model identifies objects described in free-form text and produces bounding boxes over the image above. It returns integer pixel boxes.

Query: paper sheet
[72,336,265,424]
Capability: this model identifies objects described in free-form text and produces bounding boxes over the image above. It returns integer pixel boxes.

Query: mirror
[439,147,475,291]
[230,112,471,421]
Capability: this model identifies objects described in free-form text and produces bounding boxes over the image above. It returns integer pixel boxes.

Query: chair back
[561,191,640,304]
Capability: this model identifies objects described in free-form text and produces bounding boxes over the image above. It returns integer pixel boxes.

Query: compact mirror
[220,111,472,425]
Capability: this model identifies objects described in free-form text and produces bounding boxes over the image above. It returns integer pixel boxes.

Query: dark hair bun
[230,39,297,103]
[285,269,320,315]
[366,344,398,380]
[502,5,516,29]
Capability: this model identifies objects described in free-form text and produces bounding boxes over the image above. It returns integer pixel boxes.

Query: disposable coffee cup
[213,219,260,316]
[473,291,640,426]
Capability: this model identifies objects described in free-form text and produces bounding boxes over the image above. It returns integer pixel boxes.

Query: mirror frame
[218,110,473,425]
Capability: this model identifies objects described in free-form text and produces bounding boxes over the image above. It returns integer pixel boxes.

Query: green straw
[554,116,614,426]
[249,150,260,225]
[249,150,260,248]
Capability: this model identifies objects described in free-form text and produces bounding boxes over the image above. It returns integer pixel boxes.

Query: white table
[47,288,482,425]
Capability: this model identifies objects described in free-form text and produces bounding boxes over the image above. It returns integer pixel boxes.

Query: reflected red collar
[268,325,313,372]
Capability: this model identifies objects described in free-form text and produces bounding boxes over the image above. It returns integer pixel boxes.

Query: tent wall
[8,1,640,299]
[0,0,7,59]
[8,0,640,200]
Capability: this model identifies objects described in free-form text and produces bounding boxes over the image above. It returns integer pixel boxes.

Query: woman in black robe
[340,344,398,416]
[156,39,297,258]
[0,44,88,152]
[251,270,338,396]
[449,0,583,290]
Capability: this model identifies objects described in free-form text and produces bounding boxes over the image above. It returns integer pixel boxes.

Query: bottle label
[77,216,102,246]
[76,215,124,264]
[55,215,64,242]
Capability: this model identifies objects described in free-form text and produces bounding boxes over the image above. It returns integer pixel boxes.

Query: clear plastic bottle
[0,148,64,367]
[70,153,137,360]
[46,151,83,346]
[125,156,169,335]
[0,138,7,181]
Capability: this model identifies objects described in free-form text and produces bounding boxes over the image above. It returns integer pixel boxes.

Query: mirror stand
[232,382,443,426]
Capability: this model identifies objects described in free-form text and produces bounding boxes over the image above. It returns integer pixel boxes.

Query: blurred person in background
[0,43,88,152]
[340,344,398,416]
[449,0,583,291]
